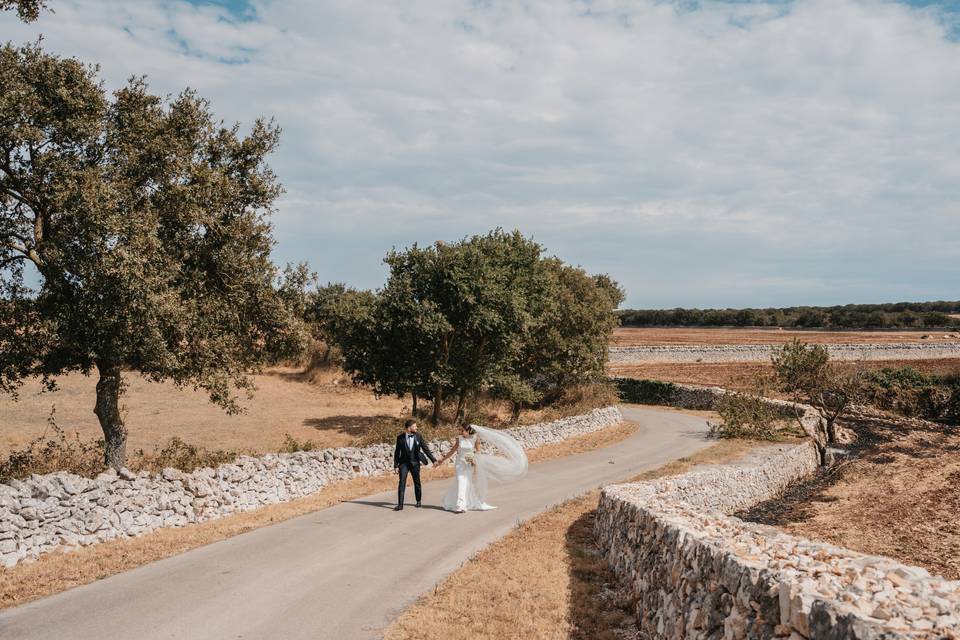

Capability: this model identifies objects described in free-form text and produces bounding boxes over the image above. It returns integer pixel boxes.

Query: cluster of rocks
[609,343,960,364]
[0,406,623,569]
[594,442,960,639]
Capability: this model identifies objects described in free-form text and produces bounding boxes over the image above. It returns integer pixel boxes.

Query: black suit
[394,432,436,506]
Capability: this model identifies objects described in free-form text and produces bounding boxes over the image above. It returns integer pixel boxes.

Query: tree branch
[0,254,26,269]
[3,240,28,255]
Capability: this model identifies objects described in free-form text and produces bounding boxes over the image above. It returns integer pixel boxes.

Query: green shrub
[867,366,934,389]
[861,366,960,424]
[279,433,317,453]
[708,392,781,440]
[613,378,678,405]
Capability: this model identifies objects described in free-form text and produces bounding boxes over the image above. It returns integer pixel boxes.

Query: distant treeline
[618,301,960,329]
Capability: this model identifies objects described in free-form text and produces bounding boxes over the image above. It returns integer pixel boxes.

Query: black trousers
[397,463,422,506]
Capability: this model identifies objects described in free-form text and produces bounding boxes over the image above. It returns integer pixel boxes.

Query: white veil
[471,424,528,506]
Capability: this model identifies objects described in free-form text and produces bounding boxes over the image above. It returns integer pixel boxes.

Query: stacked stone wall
[0,406,622,568]
[594,443,960,638]
[609,343,960,364]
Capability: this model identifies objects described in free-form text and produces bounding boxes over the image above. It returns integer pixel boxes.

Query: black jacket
[394,432,437,468]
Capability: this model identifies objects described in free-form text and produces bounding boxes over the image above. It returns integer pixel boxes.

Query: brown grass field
[384,437,757,640]
[1,365,612,459]
[0,421,639,611]
[611,326,960,347]
[0,367,408,456]
[608,358,960,392]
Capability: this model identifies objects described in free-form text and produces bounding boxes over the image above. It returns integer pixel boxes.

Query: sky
[2,0,959,309]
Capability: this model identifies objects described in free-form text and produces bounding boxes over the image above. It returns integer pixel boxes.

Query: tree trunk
[793,403,827,466]
[511,401,522,423]
[432,386,443,424]
[455,390,467,425]
[412,392,418,416]
[94,363,127,470]
[825,416,838,444]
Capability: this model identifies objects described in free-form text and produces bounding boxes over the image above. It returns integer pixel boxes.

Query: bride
[434,424,528,513]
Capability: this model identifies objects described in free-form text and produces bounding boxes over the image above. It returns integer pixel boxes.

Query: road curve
[0,406,711,640]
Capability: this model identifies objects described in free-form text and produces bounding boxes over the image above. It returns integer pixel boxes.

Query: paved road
[0,406,711,640]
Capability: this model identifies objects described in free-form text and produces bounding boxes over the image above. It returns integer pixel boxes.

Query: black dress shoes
[415,501,422,508]
[394,505,403,511]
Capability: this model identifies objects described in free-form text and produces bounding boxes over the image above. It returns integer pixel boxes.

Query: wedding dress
[442,425,528,512]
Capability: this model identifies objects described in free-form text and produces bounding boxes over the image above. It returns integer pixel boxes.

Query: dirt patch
[608,359,960,393]
[384,439,758,640]
[738,410,960,581]
[0,421,639,611]
[611,327,960,347]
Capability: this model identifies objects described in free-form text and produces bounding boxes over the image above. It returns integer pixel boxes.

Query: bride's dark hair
[462,424,476,435]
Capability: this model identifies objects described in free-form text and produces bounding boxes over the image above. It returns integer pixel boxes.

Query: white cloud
[2,0,959,306]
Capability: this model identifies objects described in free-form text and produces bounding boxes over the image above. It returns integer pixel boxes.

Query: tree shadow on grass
[564,509,638,640]
[737,410,956,526]
[302,415,397,439]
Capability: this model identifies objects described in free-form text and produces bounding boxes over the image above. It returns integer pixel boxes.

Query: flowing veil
[471,424,528,507]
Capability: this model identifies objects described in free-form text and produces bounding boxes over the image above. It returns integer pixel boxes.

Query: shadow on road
[346,499,447,512]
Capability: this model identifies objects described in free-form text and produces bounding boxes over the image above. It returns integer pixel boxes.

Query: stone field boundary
[0,406,622,568]
[595,385,960,639]
[609,343,960,364]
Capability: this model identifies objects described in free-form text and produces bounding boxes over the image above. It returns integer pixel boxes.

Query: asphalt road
[0,405,712,640]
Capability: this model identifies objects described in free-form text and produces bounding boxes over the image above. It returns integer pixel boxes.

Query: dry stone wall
[594,443,960,639]
[0,406,622,568]
[609,343,960,364]
[613,379,825,440]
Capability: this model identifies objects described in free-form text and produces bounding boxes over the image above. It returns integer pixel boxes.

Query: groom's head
[404,419,417,433]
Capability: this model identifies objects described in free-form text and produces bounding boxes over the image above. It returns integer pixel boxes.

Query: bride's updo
[462,424,476,435]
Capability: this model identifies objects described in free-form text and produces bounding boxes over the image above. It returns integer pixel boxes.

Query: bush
[129,438,245,474]
[613,378,678,405]
[868,366,934,389]
[861,366,960,424]
[0,410,253,480]
[708,392,781,440]
[529,382,621,423]
[279,433,317,453]
[0,416,106,483]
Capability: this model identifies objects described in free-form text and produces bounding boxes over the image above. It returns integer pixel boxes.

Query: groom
[393,419,437,510]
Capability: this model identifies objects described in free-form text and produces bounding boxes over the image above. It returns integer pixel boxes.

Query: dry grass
[1,366,618,463]
[740,411,960,580]
[608,359,960,393]
[0,421,639,611]
[384,439,758,640]
[611,327,960,347]
[0,366,408,457]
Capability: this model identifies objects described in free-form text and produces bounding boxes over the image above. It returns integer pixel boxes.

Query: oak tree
[499,258,623,419]
[772,339,865,460]
[0,44,305,468]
